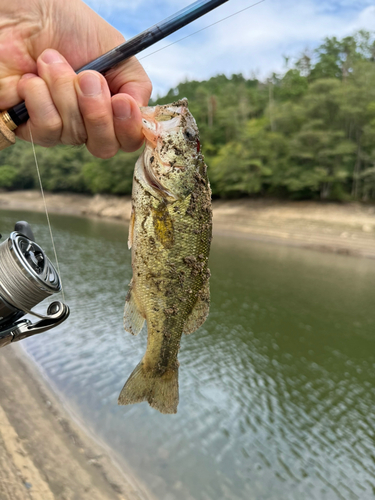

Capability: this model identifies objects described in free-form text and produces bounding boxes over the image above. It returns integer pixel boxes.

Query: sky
[84,0,375,97]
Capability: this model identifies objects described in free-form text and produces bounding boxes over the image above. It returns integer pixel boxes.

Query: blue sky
[84,0,375,96]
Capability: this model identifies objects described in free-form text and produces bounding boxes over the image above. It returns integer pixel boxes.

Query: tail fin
[118,361,179,414]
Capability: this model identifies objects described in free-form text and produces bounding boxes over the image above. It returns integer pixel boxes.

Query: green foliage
[278,69,309,100]
[1,30,375,201]
[0,141,141,196]
[82,150,140,194]
[0,165,19,189]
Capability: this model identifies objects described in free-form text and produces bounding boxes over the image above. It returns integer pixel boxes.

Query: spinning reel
[0,221,69,348]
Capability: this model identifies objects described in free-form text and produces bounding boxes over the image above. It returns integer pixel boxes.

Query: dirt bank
[0,344,153,500]
[0,190,375,258]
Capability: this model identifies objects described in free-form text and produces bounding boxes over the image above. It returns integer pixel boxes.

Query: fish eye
[184,128,196,141]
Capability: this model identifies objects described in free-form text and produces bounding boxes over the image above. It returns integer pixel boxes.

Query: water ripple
[1,210,375,499]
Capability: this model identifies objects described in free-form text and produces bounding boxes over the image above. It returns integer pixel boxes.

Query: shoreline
[0,190,375,258]
[0,343,154,500]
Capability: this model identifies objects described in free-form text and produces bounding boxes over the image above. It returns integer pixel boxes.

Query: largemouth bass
[118,99,212,414]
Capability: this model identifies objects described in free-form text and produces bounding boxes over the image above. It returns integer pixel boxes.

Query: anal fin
[183,278,210,335]
[124,281,145,335]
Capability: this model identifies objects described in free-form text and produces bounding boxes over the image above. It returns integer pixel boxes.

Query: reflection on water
[1,209,375,500]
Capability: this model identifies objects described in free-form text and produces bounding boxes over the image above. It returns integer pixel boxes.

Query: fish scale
[118,99,212,414]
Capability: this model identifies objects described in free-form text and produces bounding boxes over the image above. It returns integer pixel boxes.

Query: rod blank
[7,0,229,127]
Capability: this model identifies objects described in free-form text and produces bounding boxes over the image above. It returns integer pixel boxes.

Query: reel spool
[0,221,69,348]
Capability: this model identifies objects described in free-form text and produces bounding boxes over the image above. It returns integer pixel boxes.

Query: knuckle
[61,120,88,146]
[23,76,43,94]
[50,75,72,94]
[45,115,63,135]
[30,101,62,137]
[61,131,87,146]
[84,110,109,125]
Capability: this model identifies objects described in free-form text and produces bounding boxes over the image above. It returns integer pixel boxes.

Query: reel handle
[0,301,70,348]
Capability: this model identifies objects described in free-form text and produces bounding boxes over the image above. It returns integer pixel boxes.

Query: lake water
[1,209,375,500]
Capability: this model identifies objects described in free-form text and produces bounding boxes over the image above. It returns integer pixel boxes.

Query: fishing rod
[0,0,230,346]
[0,0,230,151]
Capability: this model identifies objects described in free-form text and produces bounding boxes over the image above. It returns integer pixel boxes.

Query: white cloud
[84,0,375,96]
[351,6,375,31]
[140,0,375,96]
[318,0,374,11]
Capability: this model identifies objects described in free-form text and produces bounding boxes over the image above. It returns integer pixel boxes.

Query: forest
[0,30,375,201]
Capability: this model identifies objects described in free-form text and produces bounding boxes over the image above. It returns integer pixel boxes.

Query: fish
[118,98,212,414]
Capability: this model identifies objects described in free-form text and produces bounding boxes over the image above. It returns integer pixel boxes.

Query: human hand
[0,0,152,157]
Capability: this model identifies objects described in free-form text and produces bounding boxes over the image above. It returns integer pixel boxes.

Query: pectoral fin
[124,281,145,335]
[183,279,210,335]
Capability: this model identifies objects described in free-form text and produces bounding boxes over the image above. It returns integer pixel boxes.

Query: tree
[1,30,375,201]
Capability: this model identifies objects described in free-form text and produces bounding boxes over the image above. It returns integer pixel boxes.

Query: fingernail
[78,73,102,97]
[41,49,64,64]
[113,98,132,120]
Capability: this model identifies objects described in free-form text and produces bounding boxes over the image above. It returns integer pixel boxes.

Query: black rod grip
[5,0,229,127]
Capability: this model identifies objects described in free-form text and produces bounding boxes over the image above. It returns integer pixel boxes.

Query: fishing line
[3,0,265,313]
[29,124,65,303]
[139,0,266,61]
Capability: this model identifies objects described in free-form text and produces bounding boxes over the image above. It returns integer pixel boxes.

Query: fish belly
[119,159,212,414]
